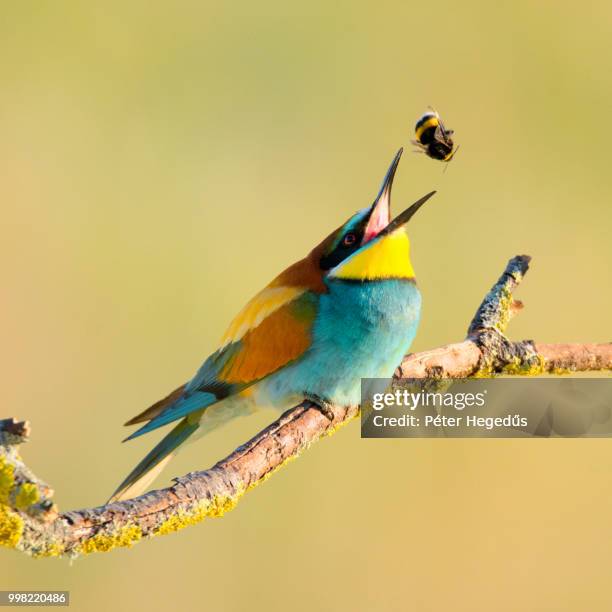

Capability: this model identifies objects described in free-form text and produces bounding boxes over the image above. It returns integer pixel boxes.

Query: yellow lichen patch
[550,367,573,375]
[501,354,547,376]
[154,508,206,536]
[78,524,143,555]
[155,492,243,537]
[0,456,24,549]
[155,455,308,538]
[0,457,16,504]
[207,492,242,518]
[471,365,495,378]
[33,542,66,559]
[0,504,23,549]
[246,454,299,492]
[494,286,514,334]
[14,483,40,510]
[472,351,548,378]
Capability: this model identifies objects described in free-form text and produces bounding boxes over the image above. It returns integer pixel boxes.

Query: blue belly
[262,278,421,407]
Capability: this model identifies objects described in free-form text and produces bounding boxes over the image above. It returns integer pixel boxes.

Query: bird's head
[315,149,435,283]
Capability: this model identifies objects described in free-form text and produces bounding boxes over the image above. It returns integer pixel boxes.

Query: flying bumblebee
[412,108,458,162]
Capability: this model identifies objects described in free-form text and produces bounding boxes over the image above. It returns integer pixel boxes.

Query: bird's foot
[304,393,335,421]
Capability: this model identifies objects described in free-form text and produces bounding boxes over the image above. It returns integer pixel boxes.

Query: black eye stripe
[319,229,364,270]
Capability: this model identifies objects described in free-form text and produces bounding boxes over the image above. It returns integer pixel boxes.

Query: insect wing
[434,119,449,143]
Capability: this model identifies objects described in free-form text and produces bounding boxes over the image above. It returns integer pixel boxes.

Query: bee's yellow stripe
[415,116,439,142]
[443,147,458,161]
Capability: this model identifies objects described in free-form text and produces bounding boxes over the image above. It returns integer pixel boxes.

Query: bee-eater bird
[110,149,435,502]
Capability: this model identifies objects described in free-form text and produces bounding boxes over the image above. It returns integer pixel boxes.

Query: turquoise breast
[263,278,421,407]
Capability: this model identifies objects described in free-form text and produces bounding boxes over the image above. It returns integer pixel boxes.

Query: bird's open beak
[363,149,402,243]
[363,148,435,244]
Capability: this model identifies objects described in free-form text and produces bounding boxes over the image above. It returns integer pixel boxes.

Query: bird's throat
[329,230,416,281]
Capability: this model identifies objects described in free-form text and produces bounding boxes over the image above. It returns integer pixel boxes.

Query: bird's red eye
[343,232,357,246]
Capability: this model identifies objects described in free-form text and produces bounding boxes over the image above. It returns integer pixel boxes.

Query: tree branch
[1,255,610,557]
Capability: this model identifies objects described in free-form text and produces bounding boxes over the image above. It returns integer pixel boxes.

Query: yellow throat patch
[330,229,415,281]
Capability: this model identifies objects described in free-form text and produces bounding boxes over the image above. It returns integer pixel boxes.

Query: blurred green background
[1,2,611,611]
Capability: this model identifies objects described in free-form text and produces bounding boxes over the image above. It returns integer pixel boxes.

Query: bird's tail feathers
[108,417,199,503]
[123,391,217,441]
[124,384,187,426]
